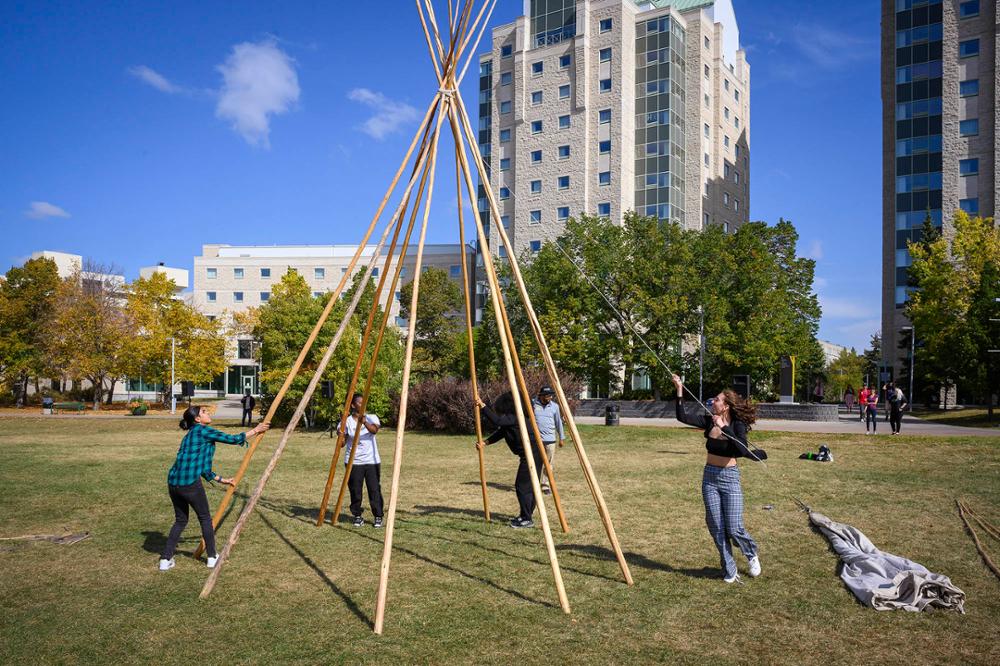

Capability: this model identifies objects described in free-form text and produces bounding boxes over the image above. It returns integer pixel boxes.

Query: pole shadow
[255,510,373,628]
[460,480,515,492]
[555,543,720,580]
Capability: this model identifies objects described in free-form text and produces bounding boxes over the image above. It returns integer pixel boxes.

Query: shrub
[388,367,583,435]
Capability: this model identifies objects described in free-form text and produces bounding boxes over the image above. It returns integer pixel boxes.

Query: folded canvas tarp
[809,511,965,613]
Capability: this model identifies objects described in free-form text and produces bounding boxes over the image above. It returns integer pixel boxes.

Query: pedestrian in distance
[341,392,384,528]
[844,386,856,415]
[888,383,908,435]
[158,405,270,571]
[672,374,766,583]
[533,385,564,495]
[865,388,879,434]
[240,389,256,427]
[812,377,825,404]
[476,391,544,529]
[858,384,870,422]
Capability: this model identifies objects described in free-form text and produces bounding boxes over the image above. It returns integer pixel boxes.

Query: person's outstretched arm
[671,374,708,428]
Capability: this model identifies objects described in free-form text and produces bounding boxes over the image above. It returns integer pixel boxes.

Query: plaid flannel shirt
[167,424,247,486]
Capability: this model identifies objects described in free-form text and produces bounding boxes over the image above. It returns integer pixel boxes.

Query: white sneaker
[723,572,740,583]
[748,555,762,578]
[158,558,175,571]
[206,556,219,569]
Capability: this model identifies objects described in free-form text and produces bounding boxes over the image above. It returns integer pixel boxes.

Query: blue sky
[0,1,881,351]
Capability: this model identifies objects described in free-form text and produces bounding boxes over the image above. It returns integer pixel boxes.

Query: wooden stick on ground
[957,499,1000,581]
[448,101,571,615]
[374,102,448,635]
[194,94,443,558]
[453,90,634,585]
[199,97,445,599]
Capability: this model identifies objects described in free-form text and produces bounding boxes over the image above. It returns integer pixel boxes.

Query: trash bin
[604,403,620,426]
[42,397,54,415]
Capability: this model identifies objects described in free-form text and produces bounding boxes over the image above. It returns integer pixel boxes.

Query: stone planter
[131,406,148,416]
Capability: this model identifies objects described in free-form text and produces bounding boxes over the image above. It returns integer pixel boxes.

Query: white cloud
[805,240,823,261]
[820,296,877,320]
[347,88,419,141]
[791,24,872,70]
[128,65,183,94]
[215,39,300,147]
[25,201,70,220]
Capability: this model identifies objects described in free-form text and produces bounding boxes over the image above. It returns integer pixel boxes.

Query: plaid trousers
[702,465,758,578]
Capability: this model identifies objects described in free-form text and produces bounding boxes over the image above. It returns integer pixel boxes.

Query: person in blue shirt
[158,405,269,571]
[532,385,564,495]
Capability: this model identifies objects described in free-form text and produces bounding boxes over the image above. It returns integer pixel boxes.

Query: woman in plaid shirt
[158,405,269,571]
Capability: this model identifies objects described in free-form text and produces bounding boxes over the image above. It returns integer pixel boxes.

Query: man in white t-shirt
[341,392,384,528]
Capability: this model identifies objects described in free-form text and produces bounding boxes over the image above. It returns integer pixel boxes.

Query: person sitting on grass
[672,374,766,583]
[341,392,384,528]
[476,391,544,529]
[158,405,269,571]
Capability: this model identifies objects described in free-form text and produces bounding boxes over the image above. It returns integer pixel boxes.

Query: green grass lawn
[1,417,999,665]
[913,407,1000,429]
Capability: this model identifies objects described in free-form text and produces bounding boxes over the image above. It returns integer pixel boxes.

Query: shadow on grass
[255,510,373,628]
[657,450,695,455]
[556,543,721,580]
[141,531,167,555]
[460,480,515,492]
[411,504,494,520]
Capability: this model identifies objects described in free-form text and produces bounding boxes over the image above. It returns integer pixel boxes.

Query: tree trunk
[105,377,117,405]
[92,375,102,411]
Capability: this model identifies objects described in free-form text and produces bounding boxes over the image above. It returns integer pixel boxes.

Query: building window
[559,54,571,69]
[234,268,244,279]
[704,36,710,49]
[501,45,512,58]
[599,109,611,124]
[312,292,322,298]
[207,291,216,302]
[529,210,542,224]
[558,206,570,220]
[498,246,508,259]
[704,123,710,137]
[532,61,544,76]
[704,93,710,107]
[500,128,511,142]
[599,171,610,185]
[450,265,461,279]
[735,145,742,158]
[500,72,512,85]
[530,180,542,193]
[599,18,612,33]
[959,39,980,58]
[960,79,979,97]
[260,268,270,278]
[960,119,979,136]
[723,222,730,234]
[734,199,740,212]
[314,267,325,279]
[500,158,510,171]
[234,291,244,303]
[724,107,730,120]
[559,115,571,129]
[959,0,980,18]
[735,117,740,129]
[558,175,570,189]
[372,267,379,277]
[735,90,741,102]
[530,240,541,253]
[724,79,730,91]
[599,78,611,93]
[724,164,731,178]
[960,198,979,214]
[599,48,612,62]
[599,140,611,154]
[959,158,979,175]
[704,64,710,78]
[500,215,510,228]
[704,153,710,166]
[260,291,270,302]
[500,100,511,114]
[703,212,710,226]
[597,202,611,216]
[531,120,543,134]
[531,90,543,105]
[206,268,217,279]
[724,192,730,206]
[734,171,741,184]
[531,150,542,163]
[724,135,730,148]
[559,84,570,99]
[499,187,510,200]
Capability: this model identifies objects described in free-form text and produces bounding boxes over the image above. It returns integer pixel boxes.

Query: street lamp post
[902,325,915,412]
[697,305,705,403]
[170,337,176,415]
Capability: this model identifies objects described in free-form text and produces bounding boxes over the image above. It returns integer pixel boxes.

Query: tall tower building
[474,0,750,317]
[881,0,997,376]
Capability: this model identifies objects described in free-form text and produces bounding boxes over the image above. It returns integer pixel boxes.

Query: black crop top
[675,397,754,459]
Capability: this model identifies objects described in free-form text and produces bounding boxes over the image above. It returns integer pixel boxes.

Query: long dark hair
[721,389,757,429]
[179,405,203,430]
[491,391,530,418]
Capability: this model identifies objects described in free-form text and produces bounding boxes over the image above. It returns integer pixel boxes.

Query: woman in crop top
[671,373,765,583]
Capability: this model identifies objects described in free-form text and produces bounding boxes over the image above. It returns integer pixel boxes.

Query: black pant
[890,406,903,433]
[865,405,878,432]
[241,408,253,426]
[162,481,215,560]
[514,444,545,521]
[348,463,384,518]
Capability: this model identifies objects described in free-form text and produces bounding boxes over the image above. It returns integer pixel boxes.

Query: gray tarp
[809,511,966,613]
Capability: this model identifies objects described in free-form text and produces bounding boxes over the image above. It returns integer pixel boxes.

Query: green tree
[0,257,61,403]
[399,266,464,379]
[826,347,864,402]
[861,333,882,388]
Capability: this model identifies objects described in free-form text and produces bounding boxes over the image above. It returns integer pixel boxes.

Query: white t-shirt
[342,413,381,465]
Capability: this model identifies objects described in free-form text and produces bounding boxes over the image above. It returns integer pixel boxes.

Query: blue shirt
[532,399,564,442]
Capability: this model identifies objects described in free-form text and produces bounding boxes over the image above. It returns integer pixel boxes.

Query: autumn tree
[0,257,61,403]
[399,266,465,379]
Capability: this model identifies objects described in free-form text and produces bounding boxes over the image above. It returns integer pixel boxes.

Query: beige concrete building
[881,0,998,381]
[191,243,474,396]
[475,0,750,276]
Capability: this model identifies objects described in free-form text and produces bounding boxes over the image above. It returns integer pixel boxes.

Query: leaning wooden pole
[200,99,444,599]
[373,102,448,635]
[193,94,443,559]
[454,91,634,585]
[448,101,571,616]
[454,143,490,522]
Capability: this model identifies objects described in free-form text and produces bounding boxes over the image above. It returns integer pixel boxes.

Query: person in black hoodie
[672,374,766,583]
[475,391,544,528]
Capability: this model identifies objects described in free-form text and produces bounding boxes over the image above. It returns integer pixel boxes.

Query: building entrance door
[243,376,254,395]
